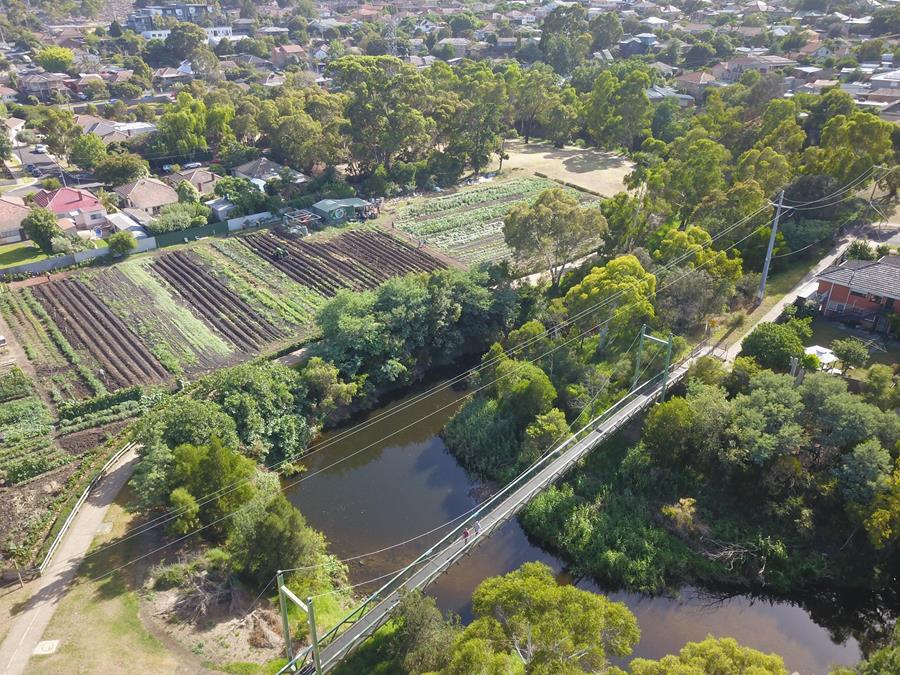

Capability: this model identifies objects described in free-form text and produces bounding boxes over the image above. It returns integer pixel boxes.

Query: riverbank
[286,379,870,673]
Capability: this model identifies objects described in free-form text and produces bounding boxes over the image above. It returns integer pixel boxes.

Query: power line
[79,168,863,563]
[80,212,777,584]
[79,200,772,560]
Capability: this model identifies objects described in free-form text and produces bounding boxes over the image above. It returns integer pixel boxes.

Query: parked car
[30,167,43,177]
[34,144,48,154]
[183,162,203,169]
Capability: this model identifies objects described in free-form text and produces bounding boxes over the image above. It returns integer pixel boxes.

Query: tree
[836,439,891,506]
[630,636,788,674]
[0,134,12,163]
[864,364,897,411]
[503,188,608,288]
[586,70,652,150]
[36,109,80,158]
[644,397,694,465]
[806,112,894,188]
[154,92,209,157]
[589,12,622,51]
[165,22,208,60]
[522,408,569,464]
[227,490,325,586]
[864,461,900,548]
[392,590,460,674]
[647,129,730,225]
[168,487,200,535]
[176,180,200,204]
[146,202,210,235]
[213,176,267,216]
[70,133,107,170]
[94,153,149,186]
[36,46,74,72]
[846,240,877,261]
[735,147,792,196]
[106,230,137,257]
[454,561,640,671]
[739,322,805,371]
[22,208,64,254]
[510,63,557,143]
[564,255,656,345]
[832,338,869,373]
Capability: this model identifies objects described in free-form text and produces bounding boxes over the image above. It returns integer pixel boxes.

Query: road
[0,446,139,675]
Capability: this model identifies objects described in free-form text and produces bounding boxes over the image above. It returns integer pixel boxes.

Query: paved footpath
[725,236,854,361]
[0,446,139,675]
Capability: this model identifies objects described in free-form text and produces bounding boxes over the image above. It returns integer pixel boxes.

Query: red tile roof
[33,187,102,214]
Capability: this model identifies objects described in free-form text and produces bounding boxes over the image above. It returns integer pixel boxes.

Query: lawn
[0,241,46,269]
[28,486,181,675]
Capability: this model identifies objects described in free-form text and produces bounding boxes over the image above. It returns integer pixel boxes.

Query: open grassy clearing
[489,139,633,195]
[0,241,47,269]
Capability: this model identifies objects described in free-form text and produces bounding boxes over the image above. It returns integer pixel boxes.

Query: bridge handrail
[280,343,713,672]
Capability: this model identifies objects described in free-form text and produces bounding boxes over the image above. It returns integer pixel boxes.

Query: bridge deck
[293,356,698,673]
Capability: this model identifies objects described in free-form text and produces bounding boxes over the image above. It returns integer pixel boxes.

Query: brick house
[114,177,178,216]
[815,256,900,333]
[32,187,107,230]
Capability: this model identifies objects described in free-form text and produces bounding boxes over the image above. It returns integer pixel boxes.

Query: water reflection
[285,382,884,673]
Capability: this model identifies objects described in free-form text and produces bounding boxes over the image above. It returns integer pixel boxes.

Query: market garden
[391,175,597,266]
[0,228,446,499]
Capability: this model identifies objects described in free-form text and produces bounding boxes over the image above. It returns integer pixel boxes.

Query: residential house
[18,72,69,101]
[233,157,307,188]
[272,45,307,68]
[712,55,797,83]
[126,4,213,32]
[0,196,30,244]
[33,187,107,230]
[815,256,900,332]
[2,117,24,147]
[167,168,222,196]
[436,37,470,57]
[232,18,256,36]
[674,71,717,98]
[869,69,900,90]
[646,84,694,106]
[114,178,178,216]
[0,85,17,103]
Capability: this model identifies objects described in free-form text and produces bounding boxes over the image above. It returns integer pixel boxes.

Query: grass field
[0,242,47,269]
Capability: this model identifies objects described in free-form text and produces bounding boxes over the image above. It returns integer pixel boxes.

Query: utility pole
[756,190,784,304]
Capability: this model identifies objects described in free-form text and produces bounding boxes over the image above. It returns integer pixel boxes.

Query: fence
[0,210,276,278]
[152,221,229,247]
[37,441,137,575]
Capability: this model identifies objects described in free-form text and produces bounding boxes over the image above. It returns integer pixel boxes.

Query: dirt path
[0,446,139,675]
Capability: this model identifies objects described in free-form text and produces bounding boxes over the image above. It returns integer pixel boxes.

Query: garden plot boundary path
[0,445,139,675]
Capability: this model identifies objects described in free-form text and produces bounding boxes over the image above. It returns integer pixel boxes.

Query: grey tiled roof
[817,257,900,301]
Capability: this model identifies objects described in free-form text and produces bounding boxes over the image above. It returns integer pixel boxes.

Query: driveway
[0,446,139,675]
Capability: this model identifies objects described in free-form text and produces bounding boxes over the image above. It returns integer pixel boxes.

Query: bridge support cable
[277,343,718,674]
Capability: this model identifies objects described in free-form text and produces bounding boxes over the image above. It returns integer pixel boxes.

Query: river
[285,382,866,673]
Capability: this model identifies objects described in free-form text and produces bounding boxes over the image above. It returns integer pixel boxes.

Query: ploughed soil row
[242,230,446,297]
[32,279,169,389]
[151,251,284,352]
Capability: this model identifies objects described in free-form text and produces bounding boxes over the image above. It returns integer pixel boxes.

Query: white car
[183,162,203,169]
[34,144,48,154]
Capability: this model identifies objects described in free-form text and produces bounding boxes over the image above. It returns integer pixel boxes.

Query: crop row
[195,240,325,329]
[397,177,556,220]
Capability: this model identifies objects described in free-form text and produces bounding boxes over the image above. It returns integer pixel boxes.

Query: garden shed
[311,198,374,224]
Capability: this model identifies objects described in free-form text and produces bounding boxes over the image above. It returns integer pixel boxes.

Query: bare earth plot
[495,139,634,196]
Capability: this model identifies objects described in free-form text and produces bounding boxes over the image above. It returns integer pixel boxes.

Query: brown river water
[286,381,873,673]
